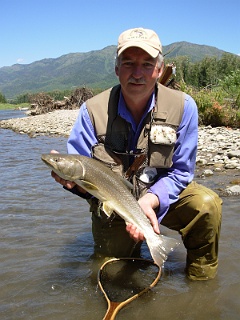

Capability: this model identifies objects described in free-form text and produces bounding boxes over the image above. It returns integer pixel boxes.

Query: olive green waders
[161,181,222,280]
[91,181,222,280]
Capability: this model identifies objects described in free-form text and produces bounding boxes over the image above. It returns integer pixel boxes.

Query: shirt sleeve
[66,103,97,198]
[149,94,198,222]
[67,103,97,157]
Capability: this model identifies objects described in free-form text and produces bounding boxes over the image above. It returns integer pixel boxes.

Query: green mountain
[0,42,231,99]
[163,41,227,61]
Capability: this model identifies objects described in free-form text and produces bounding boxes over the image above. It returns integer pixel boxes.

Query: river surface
[0,110,239,320]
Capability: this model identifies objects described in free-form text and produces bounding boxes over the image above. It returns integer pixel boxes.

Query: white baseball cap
[117,27,162,58]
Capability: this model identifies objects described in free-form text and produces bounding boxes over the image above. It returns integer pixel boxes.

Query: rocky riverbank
[0,110,79,137]
[195,126,240,196]
[1,109,240,195]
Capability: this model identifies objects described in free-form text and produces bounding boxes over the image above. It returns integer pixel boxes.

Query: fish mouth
[41,155,52,167]
[41,155,48,164]
[41,156,47,164]
[41,154,57,170]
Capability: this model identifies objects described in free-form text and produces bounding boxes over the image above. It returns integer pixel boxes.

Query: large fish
[41,153,180,267]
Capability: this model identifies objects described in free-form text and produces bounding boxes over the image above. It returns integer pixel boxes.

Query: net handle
[98,257,161,320]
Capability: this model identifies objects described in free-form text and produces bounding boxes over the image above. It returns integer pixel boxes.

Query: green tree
[0,92,7,103]
[219,69,240,108]
[167,56,191,83]
[15,93,30,104]
[168,53,240,89]
[217,53,240,79]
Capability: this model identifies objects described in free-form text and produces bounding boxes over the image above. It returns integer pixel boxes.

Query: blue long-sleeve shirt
[67,90,198,222]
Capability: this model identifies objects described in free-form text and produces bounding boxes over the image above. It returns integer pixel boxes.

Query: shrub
[181,84,240,127]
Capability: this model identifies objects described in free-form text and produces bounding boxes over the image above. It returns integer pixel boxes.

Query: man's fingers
[126,223,145,242]
[147,212,160,234]
[51,170,75,189]
[50,149,59,154]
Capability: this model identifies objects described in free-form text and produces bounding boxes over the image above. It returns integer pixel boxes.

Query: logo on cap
[127,29,147,40]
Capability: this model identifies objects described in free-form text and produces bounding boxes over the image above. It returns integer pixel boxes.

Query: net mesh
[99,258,160,302]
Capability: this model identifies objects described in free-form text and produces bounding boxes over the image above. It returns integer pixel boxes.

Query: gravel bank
[1,109,240,195]
[0,110,79,137]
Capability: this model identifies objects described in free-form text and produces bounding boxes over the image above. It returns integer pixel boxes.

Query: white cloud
[17,58,24,64]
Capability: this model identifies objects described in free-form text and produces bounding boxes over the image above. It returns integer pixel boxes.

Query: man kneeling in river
[51,27,222,280]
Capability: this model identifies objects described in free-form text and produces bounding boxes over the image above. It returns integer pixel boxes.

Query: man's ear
[158,63,165,78]
[115,65,119,76]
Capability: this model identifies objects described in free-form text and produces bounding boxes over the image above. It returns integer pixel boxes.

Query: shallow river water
[0,110,239,320]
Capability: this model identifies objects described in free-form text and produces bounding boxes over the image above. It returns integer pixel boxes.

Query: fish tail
[147,234,180,267]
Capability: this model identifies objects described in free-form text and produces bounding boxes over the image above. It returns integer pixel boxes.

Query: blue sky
[1,0,240,68]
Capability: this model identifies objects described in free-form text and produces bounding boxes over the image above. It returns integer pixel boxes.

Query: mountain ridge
[0,41,234,99]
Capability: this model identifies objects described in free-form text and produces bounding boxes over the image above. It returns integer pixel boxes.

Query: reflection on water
[0,110,239,319]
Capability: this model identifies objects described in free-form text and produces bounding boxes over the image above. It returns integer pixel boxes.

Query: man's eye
[143,63,153,68]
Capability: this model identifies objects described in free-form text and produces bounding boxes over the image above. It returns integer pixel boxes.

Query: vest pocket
[148,141,174,168]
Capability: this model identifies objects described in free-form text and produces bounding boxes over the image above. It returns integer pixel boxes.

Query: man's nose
[132,65,143,78]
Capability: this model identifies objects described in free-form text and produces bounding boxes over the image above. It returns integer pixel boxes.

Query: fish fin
[146,234,180,267]
[78,180,99,190]
[102,202,114,217]
[75,179,107,202]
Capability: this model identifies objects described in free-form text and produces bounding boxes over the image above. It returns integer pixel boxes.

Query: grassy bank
[0,103,29,110]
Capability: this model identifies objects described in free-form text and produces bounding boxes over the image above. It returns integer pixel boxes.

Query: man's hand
[126,193,160,242]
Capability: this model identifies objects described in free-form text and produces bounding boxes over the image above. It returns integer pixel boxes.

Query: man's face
[115,47,162,100]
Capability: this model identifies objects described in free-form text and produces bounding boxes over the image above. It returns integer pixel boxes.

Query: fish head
[41,154,85,181]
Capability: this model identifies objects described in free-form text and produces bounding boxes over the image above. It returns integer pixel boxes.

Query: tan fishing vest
[86,83,185,204]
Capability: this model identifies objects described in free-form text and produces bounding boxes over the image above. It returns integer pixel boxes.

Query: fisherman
[51,27,222,280]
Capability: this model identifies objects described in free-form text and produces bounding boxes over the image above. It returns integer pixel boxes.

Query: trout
[41,154,179,267]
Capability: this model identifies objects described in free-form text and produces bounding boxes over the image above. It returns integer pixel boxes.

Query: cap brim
[117,42,160,58]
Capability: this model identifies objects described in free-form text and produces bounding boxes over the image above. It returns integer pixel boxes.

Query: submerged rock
[225,185,240,196]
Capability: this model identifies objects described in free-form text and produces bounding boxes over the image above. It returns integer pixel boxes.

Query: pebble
[225,185,240,195]
[198,126,240,167]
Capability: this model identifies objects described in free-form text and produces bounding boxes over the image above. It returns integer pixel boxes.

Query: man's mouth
[128,81,145,85]
[128,78,146,85]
